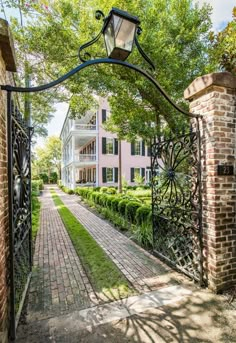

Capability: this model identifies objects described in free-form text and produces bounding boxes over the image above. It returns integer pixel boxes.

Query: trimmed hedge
[61,186,74,194]
[106,195,116,209]
[125,201,142,223]
[60,186,152,233]
[106,187,117,195]
[98,193,109,206]
[118,199,130,217]
[127,189,151,198]
[111,197,122,212]
[32,179,44,196]
[136,205,152,225]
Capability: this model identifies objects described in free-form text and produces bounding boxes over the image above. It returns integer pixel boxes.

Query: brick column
[184,72,236,292]
[0,19,16,343]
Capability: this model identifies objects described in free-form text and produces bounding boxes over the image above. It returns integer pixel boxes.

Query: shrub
[93,187,101,192]
[134,174,145,186]
[78,187,89,198]
[125,201,142,223]
[133,222,153,248]
[74,187,82,195]
[127,189,151,198]
[118,199,130,216]
[39,173,48,183]
[98,193,109,206]
[86,189,94,200]
[135,205,152,225]
[106,187,117,195]
[142,185,150,190]
[106,195,116,209]
[61,186,74,194]
[49,171,58,184]
[91,191,100,203]
[111,197,122,212]
[32,195,41,240]
[93,192,102,204]
[94,192,103,204]
[31,180,40,196]
[126,185,137,190]
[100,187,108,193]
[37,179,44,191]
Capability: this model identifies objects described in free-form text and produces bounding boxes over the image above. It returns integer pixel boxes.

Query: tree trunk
[118,140,122,193]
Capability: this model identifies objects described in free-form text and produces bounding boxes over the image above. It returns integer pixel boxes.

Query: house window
[131,140,145,156]
[131,167,145,182]
[134,141,141,155]
[102,167,118,183]
[102,109,106,123]
[93,168,96,182]
[134,167,141,178]
[106,138,114,154]
[102,137,118,155]
[106,168,114,182]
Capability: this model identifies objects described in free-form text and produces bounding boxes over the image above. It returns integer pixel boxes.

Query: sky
[1,1,236,146]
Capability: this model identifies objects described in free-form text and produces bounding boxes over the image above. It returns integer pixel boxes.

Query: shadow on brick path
[15,186,236,343]
[16,187,98,340]
[16,185,191,342]
[55,186,188,293]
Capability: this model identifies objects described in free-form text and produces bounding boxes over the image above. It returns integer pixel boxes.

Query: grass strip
[51,190,135,300]
[32,195,41,240]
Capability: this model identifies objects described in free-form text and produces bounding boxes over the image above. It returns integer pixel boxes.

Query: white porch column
[72,135,75,162]
[72,165,76,190]
[95,110,99,186]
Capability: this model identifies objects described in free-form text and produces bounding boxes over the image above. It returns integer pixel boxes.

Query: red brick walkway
[56,187,174,293]
[27,187,98,323]
[16,186,184,341]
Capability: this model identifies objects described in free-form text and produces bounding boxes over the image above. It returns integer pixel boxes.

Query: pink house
[60,97,151,189]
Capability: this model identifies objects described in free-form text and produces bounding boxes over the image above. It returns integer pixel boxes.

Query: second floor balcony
[74,153,96,163]
[62,153,97,167]
[74,123,97,131]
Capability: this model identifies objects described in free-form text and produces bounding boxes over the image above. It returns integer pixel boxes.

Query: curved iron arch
[1,58,200,119]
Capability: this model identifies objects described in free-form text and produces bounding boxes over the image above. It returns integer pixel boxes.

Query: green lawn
[51,190,135,300]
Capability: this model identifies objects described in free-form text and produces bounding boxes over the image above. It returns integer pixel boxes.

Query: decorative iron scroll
[8,100,32,338]
[151,128,203,282]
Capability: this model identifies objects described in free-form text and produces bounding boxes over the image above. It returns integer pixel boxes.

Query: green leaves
[210,7,236,73]
[33,136,61,177]
[5,0,214,140]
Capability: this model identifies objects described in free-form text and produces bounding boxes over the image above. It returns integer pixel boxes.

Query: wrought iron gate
[7,93,32,338]
[151,121,203,284]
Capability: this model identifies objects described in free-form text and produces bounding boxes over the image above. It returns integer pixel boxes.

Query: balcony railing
[74,154,96,162]
[74,124,97,131]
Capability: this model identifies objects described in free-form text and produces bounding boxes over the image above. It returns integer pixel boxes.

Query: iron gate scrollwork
[7,93,32,338]
[151,123,203,284]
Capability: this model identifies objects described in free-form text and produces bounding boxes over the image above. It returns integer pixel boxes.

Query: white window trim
[106,137,114,155]
[134,140,142,156]
[106,167,114,183]
[134,167,142,177]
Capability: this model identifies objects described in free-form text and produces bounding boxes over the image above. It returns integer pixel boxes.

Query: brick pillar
[0,19,16,343]
[184,72,236,292]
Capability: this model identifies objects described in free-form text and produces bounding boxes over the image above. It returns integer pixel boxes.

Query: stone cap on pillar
[184,72,236,100]
[0,18,16,72]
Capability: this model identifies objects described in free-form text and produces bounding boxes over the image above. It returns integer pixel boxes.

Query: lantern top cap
[103,7,140,32]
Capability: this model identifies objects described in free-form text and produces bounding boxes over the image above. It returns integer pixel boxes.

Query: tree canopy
[3,0,215,139]
[210,7,236,74]
[32,135,61,180]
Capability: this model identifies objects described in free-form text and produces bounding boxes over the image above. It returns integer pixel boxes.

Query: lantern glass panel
[104,19,115,57]
[113,14,136,52]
